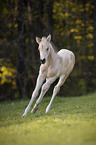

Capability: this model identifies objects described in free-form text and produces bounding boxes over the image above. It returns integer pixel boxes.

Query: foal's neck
[47,44,59,66]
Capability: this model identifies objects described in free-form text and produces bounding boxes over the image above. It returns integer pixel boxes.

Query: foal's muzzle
[40,58,46,64]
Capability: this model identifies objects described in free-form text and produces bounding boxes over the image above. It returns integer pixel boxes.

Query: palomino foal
[22,34,75,116]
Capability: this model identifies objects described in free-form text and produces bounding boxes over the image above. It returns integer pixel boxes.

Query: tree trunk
[94,0,96,52]
[93,0,96,90]
[46,0,54,35]
[16,0,27,99]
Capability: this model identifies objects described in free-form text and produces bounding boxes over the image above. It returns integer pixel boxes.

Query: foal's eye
[46,48,49,51]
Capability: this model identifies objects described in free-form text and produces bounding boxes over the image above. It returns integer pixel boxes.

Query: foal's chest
[47,64,61,78]
[47,67,56,78]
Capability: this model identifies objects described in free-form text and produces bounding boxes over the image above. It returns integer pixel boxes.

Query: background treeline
[0,0,96,100]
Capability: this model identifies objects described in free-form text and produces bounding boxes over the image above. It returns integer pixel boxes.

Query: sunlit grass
[0,93,96,145]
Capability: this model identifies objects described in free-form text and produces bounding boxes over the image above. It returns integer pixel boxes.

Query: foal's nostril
[40,58,46,64]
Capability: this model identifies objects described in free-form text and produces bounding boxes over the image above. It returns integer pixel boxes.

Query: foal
[22,34,75,116]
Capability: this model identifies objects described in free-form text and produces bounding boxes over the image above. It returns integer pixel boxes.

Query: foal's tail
[70,52,75,70]
[65,52,75,79]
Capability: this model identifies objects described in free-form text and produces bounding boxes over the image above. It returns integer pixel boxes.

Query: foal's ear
[36,37,41,44]
[47,34,51,42]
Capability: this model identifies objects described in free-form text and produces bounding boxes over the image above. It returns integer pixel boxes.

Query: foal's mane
[50,41,58,53]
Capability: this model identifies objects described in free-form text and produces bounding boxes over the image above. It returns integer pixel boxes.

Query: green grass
[0,93,96,145]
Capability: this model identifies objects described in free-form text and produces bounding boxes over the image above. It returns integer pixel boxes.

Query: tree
[0,0,96,100]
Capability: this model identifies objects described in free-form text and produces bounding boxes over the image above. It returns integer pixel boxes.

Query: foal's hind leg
[45,75,67,113]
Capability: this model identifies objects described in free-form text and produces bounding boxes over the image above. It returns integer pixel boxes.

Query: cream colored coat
[22,35,75,116]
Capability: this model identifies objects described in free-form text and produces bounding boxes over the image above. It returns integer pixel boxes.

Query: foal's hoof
[45,108,50,113]
[22,112,27,117]
[31,107,38,114]
[31,104,39,114]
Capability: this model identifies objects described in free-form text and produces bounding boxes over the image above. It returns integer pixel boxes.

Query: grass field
[0,93,96,145]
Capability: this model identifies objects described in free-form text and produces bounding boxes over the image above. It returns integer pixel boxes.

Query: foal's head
[36,34,51,64]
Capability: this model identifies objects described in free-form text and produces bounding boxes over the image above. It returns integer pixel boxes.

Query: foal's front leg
[22,74,45,117]
[31,76,57,114]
